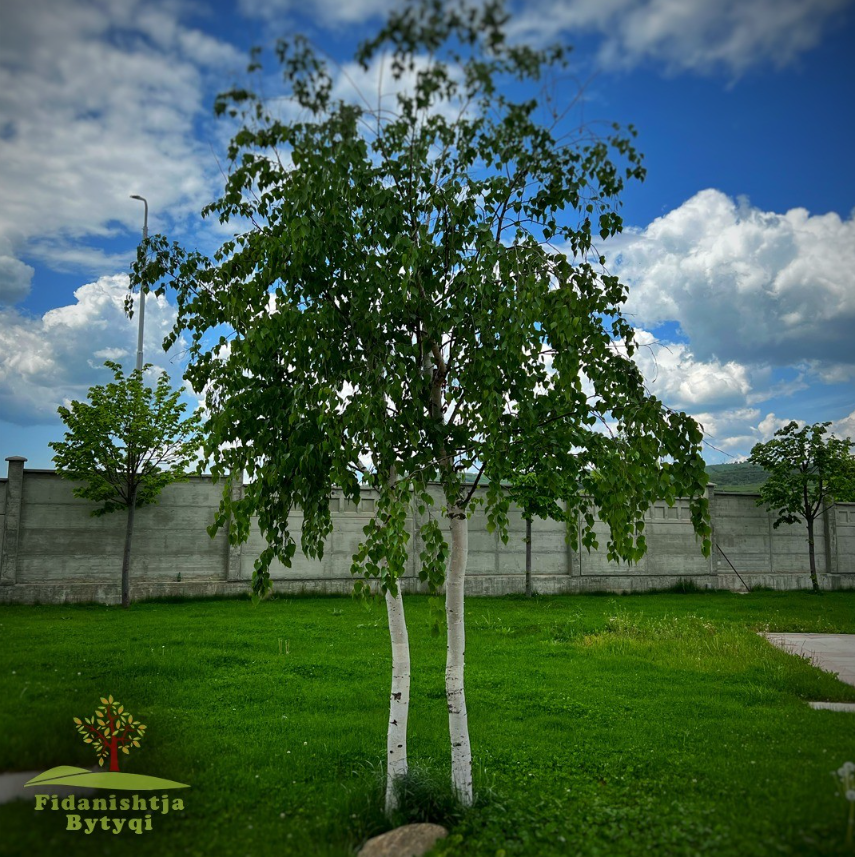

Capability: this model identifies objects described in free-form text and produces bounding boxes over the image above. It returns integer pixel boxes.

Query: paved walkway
[763,633,855,687]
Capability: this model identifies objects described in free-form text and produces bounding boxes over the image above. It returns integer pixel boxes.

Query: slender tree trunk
[109,740,119,772]
[525,515,532,598]
[121,485,137,609]
[446,504,472,806]
[806,516,819,592]
[384,586,411,816]
[424,343,473,804]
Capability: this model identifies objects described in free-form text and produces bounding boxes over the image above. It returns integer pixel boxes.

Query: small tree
[73,695,147,772]
[49,361,204,608]
[749,421,855,591]
[505,451,569,598]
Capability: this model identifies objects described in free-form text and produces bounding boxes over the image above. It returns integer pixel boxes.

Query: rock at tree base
[358,823,449,857]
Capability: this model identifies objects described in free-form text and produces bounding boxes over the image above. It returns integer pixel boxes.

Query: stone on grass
[358,823,449,857]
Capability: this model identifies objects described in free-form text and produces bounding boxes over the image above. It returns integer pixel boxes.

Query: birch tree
[133,0,712,809]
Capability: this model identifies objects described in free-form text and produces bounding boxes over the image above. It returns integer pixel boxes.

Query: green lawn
[1,591,854,856]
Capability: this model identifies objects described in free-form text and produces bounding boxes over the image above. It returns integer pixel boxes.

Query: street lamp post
[130,195,148,373]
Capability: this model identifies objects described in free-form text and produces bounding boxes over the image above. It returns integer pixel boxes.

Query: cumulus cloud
[0,0,243,293]
[831,410,855,440]
[509,0,851,75]
[0,275,187,425]
[612,329,781,452]
[603,326,839,457]
[629,329,752,410]
[756,412,803,440]
[611,189,855,377]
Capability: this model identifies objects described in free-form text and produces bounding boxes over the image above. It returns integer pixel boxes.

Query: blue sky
[1,0,854,470]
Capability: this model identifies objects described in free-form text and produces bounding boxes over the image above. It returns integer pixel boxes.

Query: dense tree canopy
[133,0,712,805]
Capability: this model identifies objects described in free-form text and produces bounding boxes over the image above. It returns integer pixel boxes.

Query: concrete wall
[0,458,852,604]
[834,504,855,574]
[0,475,6,573]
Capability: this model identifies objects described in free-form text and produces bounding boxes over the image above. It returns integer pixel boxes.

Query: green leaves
[124,0,714,598]
[749,421,855,526]
[73,697,146,764]
[49,362,205,517]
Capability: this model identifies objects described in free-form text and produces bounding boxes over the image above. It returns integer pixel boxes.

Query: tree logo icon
[74,696,147,773]
[24,695,189,792]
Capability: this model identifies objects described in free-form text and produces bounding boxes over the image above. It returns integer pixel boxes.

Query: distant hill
[705,462,770,494]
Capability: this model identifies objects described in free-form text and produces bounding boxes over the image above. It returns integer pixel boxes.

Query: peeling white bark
[384,585,411,816]
[446,505,473,806]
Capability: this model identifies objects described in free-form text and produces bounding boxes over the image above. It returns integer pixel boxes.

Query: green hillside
[705,462,770,493]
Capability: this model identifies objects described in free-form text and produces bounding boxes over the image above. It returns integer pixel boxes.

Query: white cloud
[330,53,467,127]
[605,328,839,457]
[756,412,802,440]
[686,406,761,453]
[239,0,395,27]
[509,0,851,75]
[611,190,855,377]
[239,0,851,76]
[0,0,243,294]
[0,238,34,304]
[831,410,855,440]
[629,329,752,409]
[0,275,187,425]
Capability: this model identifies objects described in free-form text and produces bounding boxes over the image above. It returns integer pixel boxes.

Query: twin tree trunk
[121,484,138,609]
[384,502,473,811]
[384,587,411,815]
[446,506,473,806]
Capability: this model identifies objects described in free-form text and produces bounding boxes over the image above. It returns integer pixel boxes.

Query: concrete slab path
[763,633,855,687]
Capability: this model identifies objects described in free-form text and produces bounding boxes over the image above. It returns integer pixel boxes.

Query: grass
[1,591,855,856]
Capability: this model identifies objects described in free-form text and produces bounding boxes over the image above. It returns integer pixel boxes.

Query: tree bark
[806,515,819,592]
[446,504,473,806]
[121,485,137,609]
[109,740,120,772]
[384,586,411,816]
[525,515,532,598]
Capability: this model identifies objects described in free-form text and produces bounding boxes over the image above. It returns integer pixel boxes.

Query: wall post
[706,483,717,575]
[565,500,579,576]
[823,498,838,575]
[225,470,244,581]
[0,457,27,585]
[768,503,775,574]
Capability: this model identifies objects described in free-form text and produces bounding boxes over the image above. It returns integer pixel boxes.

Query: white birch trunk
[446,505,473,806]
[384,568,411,815]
